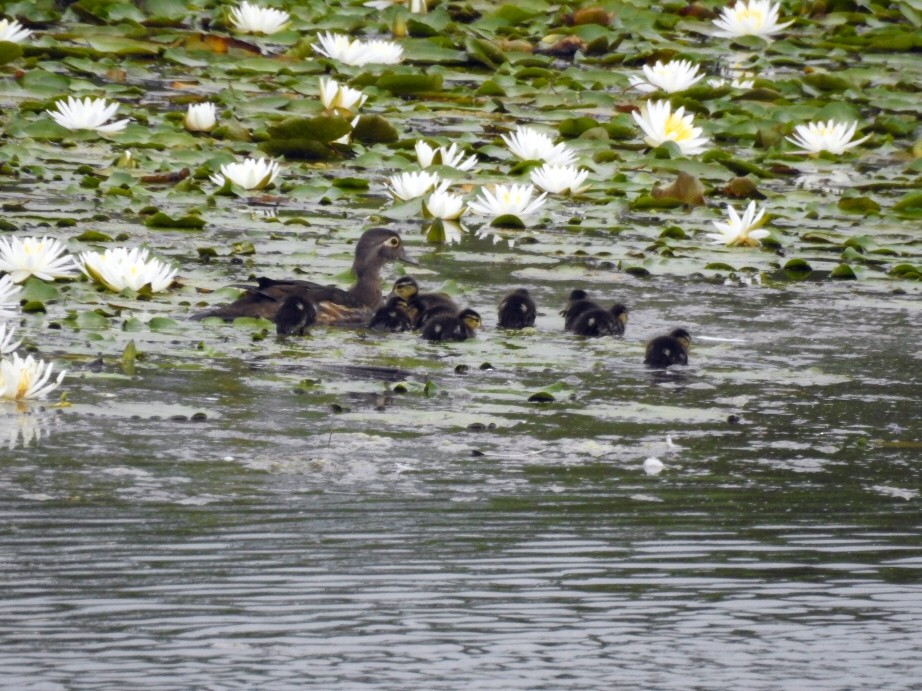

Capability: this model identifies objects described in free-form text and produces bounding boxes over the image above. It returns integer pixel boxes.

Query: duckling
[275,294,317,336]
[389,276,461,329]
[191,228,414,327]
[562,289,600,331]
[421,308,482,342]
[644,328,691,368]
[497,288,536,329]
[367,296,412,332]
[572,303,629,338]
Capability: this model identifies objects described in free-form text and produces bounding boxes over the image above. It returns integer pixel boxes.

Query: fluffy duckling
[192,228,414,326]
[368,296,412,332]
[392,276,460,329]
[421,308,482,342]
[561,289,600,331]
[572,304,628,338]
[497,288,536,329]
[644,328,691,368]
[275,295,317,336]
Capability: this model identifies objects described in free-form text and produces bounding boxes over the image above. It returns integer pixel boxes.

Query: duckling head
[611,304,629,328]
[670,328,691,349]
[392,276,419,300]
[459,308,482,331]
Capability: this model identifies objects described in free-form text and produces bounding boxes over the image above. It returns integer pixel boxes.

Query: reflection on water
[1,277,920,688]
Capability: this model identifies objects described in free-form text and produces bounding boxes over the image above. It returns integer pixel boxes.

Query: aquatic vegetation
[0,237,79,284]
[629,60,705,94]
[530,164,590,195]
[415,141,477,172]
[228,1,289,35]
[319,77,367,117]
[184,103,217,133]
[210,157,280,189]
[46,96,129,134]
[0,354,65,401]
[711,0,793,40]
[313,32,404,66]
[365,0,426,11]
[468,184,547,224]
[0,18,31,43]
[501,126,578,166]
[79,247,176,293]
[386,171,440,201]
[786,121,870,156]
[0,323,20,356]
[0,277,21,319]
[707,202,771,247]
[632,101,709,156]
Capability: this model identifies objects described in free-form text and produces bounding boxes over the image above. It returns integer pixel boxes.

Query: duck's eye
[385,236,400,247]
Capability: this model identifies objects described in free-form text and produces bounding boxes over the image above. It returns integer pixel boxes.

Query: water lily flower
[210,156,280,190]
[707,76,756,89]
[712,0,793,40]
[706,201,770,247]
[184,102,217,132]
[0,353,65,401]
[530,163,590,195]
[0,276,22,319]
[0,323,20,355]
[785,120,870,156]
[46,96,130,134]
[629,60,705,94]
[0,18,31,43]
[79,247,176,293]
[386,170,440,201]
[501,126,577,166]
[313,32,404,66]
[228,1,290,35]
[0,236,79,283]
[364,0,427,11]
[423,184,467,243]
[319,77,367,117]
[632,100,709,156]
[415,141,478,172]
[468,184,547,221]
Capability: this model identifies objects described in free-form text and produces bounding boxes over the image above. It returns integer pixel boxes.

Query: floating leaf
[352,115,399,144]
[376,72,443,95]
[145,212,206,229]
[651,171,705,207]
[121,339,137,376]
[0,41,23,66]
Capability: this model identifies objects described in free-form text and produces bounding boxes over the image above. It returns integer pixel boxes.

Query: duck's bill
[398,247,419,266]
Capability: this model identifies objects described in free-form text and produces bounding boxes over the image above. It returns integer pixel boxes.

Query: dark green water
[2,271,920,689]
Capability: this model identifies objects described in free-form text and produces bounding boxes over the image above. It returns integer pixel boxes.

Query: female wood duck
[367,296,413,332]
[644,328,691,368]
[421,308,482,342]
[392,276,460,329]
[497,288,536,329]
[572,304,628,338]
[191,228,415,330]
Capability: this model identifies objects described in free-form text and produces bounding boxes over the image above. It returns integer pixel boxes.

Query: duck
[191,228,414,327]
[421,308,482,342]
[275,295,316,336]
[561,289,598,331]
[644,328,691,368]
[497,288,536,329]
[367,296,413,332]
[572,304,628,338]
[392,276,460,329]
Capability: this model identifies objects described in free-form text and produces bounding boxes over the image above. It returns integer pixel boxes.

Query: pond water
[3,267,921,688]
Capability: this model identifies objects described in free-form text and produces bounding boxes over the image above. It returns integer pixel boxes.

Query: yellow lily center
[664,113,694,142]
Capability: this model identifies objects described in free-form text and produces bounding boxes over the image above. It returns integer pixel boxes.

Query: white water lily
[386,170,440,201]
[228,1,290,35]
[501,126,577,166]
[530,163,590,195]
[629,59,705,94]
[785,120,870,156]
[0,276,22,319]
[319,77,367,116]
[632,100,709,156]
[0,236,79,283]
[423,184,466,220]
[468,184,547,220]
[313,32,404,66]
[708,76,756,89]
[0,323,20,355]
[0,353,65,401]
[184,102,217,132]
[365,0,427,11]
[415,141,477,172]
[47,96,130,134]
[210,156,280,190]
[0,18,31,43]
[712,0,793,39]
[706,201,770,247]
[79,247,176,293]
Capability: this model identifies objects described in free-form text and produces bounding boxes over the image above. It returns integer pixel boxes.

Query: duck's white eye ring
[385,236,400,247]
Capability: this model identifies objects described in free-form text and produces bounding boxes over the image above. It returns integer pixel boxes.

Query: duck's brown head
[353,228,416,275]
